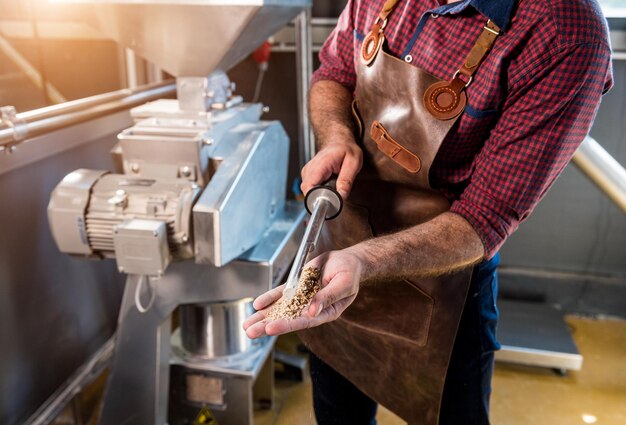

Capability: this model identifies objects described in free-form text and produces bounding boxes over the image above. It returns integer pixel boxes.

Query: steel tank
[179,298,258,359]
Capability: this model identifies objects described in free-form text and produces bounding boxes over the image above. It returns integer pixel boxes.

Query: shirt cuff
[449,187,520,260]
[311,68,356,92]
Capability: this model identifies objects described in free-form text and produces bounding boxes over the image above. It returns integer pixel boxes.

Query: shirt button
[431,13,439,18]
[404,55,413,63]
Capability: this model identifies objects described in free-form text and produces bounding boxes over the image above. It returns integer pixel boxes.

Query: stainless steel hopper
[54,0,310,77]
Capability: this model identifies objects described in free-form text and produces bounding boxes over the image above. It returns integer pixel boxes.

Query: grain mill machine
[46,1,311,424]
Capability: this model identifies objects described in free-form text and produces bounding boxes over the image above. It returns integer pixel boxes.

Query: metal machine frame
[101,205,304,424]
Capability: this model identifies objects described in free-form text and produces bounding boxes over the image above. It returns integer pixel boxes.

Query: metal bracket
[0,106,27,153]
[177,72,237,113]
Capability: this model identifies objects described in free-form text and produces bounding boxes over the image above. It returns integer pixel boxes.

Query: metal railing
[572,136,626,214]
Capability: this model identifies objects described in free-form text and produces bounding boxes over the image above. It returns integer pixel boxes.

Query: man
[244,0,613,423]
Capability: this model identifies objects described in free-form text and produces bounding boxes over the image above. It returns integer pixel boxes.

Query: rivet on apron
[430,13,439,18]
[404,55,413,63]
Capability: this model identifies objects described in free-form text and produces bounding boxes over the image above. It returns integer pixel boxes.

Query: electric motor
[48,169,199,275]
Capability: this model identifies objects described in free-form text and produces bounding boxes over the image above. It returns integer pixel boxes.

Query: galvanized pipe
[572,136,626,215]
[0,82,176,147]
[295,9,315,167]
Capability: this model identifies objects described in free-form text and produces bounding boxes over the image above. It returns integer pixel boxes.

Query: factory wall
[0,128,127,425]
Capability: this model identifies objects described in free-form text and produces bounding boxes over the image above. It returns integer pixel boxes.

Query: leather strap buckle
[483,20,500,35]
[373,16,388,29]
[361,0,399,66]
[452,70,474,88]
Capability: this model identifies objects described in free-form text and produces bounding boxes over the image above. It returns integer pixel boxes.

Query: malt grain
[266,267,321,320]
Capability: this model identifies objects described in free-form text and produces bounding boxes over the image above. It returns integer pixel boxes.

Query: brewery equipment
[46,1,311,423]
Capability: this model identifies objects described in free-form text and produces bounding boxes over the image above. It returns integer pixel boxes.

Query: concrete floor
[254,316,626,425]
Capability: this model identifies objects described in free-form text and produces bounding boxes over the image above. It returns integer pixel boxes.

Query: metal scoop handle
[283,178,343,300]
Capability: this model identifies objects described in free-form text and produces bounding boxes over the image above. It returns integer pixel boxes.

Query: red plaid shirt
[312,0,613,258]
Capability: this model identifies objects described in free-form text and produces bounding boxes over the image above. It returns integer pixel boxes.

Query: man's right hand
[300,138,363,200]
[305,80,362,199]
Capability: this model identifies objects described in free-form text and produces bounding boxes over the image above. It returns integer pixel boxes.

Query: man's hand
[242,249,365,339]
[305,80,362,199]
[301,139,363,199]
[243,212,485,339]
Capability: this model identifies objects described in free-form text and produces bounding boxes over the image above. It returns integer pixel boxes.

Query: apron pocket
[341,278,434,347]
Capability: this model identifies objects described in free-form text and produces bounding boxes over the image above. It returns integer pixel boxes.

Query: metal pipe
[147,63,164,84]
[4,81,173,126]
[612,51,626,60]
[24,336,116,425]
[0,82,176,147]
[125,48,139,89]
[310,17,339,26]
[572,136,626,215]
[295,8,315,168]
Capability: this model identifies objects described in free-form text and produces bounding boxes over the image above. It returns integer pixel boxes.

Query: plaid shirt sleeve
[450,41,613,259]
[311,0,357,91]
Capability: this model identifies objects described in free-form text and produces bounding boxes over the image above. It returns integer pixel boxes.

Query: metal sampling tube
[283,179,343,300]
[283,198,330,299]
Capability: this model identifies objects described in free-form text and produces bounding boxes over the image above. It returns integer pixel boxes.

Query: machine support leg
[100,275,173,425]
[252,351,274,410]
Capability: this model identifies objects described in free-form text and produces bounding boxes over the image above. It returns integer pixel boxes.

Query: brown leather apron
[299,1,501,423]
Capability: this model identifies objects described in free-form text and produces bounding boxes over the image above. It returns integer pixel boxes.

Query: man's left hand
[243,249,365,339]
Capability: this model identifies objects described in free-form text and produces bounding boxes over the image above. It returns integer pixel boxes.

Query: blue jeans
[310,254,500,425]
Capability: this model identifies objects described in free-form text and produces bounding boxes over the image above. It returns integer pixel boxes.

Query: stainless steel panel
[496,346,583,371]
[119,102,263,186]
[193,121,289,266]
[495,300,583,371]
[119,129,210,183]
[179,299,258,359]
[54,0,311,77]
[169,338,275,425]
[611,30,626,51]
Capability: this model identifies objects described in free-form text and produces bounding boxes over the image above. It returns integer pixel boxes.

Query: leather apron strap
[424,20,501,120]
